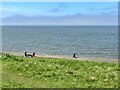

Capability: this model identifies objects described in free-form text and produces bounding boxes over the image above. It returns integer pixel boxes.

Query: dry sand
[3,51,118,63]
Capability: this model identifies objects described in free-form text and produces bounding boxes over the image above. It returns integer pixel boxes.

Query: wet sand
[3,52,118,63]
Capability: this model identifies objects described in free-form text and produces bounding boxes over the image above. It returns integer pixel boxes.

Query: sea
[2,26,118,59]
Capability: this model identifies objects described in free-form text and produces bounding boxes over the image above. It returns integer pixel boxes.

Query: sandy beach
[3,51,118,63]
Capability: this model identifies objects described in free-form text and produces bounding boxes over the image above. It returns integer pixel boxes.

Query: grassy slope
[1,54,119,88]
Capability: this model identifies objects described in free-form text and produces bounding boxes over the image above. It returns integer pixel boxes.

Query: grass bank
[1,54,119,88]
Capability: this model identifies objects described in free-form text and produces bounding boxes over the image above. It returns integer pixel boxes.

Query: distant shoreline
[2,25,118,27]
[2,51,118,63]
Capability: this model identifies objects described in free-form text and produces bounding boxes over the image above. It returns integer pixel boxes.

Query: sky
[2,2,118,26]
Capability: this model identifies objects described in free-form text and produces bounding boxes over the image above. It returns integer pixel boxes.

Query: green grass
[1,53,119,88]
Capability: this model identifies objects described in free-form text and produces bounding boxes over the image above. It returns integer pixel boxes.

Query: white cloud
[49,3,68,13]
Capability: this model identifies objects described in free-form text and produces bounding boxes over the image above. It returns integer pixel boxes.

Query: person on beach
[32,52,36,57]
[73,52,78,58]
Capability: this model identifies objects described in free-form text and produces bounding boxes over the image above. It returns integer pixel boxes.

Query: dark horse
[24,52,35,58]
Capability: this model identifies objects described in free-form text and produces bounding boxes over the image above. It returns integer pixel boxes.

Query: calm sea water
[2,26,118,58]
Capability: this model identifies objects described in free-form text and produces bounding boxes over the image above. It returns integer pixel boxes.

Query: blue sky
[2,2,118,25]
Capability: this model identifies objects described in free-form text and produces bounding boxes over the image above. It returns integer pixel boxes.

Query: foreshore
[2,51,118,63]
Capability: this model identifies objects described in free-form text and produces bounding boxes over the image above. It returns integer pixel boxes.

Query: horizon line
[1,25,118,26]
